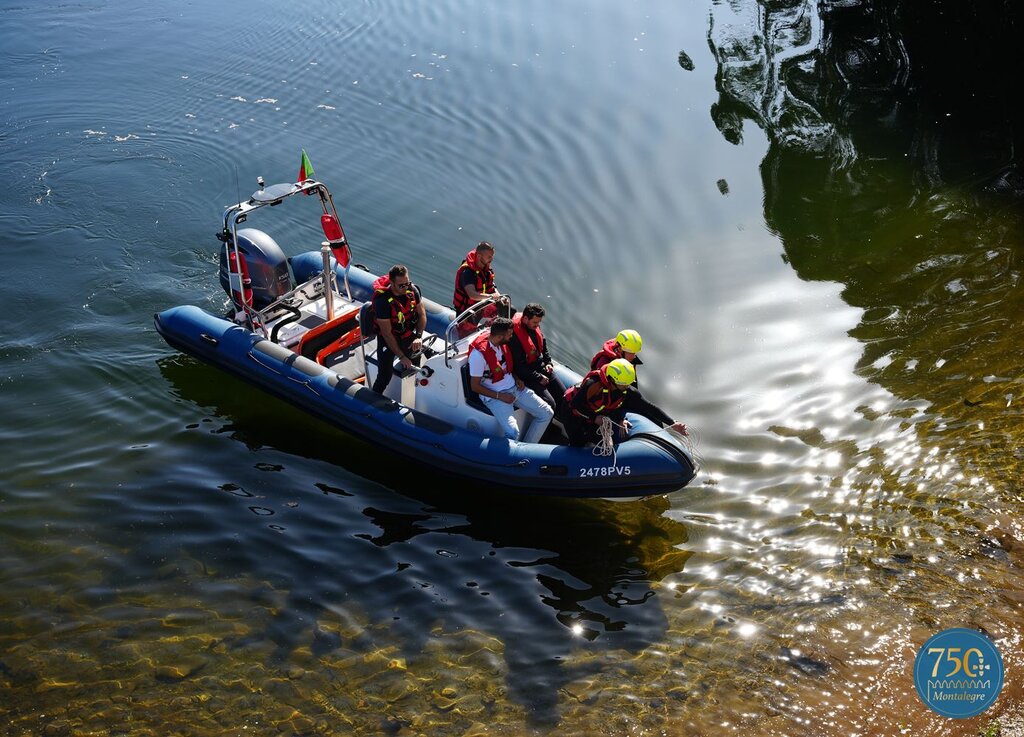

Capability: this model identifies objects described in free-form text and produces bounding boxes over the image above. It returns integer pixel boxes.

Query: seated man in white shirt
[468,317,554,444]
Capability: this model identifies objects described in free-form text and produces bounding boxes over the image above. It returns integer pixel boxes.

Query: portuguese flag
[297,149,314,182]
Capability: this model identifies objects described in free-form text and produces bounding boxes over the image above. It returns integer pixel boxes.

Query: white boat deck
[261,289,540,443]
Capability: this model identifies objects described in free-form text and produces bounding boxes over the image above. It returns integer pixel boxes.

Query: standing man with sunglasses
[371,264,426,395]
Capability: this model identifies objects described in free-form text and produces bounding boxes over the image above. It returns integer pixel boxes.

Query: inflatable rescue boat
[154,175,697,500]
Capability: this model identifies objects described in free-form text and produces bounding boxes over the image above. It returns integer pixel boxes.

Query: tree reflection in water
[709,0,1024,489]
[705,1,1024,732]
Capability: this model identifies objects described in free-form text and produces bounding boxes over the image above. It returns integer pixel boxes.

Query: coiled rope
[593,416,619,466]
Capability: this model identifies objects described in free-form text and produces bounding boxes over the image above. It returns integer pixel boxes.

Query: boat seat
[359,300,379,332]
[461,364,493,416]
[323,336,376,381]
[295,306,361,365]
[358,301,380,371]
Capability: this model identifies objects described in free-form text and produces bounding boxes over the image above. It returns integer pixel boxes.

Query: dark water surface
[3,1,1023,735]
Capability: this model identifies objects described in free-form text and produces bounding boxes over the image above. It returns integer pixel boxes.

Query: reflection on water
[158,355,693,717]
[706,0,1024,733]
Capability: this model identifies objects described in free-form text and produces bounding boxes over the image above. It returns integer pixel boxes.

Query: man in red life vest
[371,264,427,395]
[509,303,566,411]
[453,242,511,333]
[468,317,554,444]
[590,329,688,435]
[558,358,636,446]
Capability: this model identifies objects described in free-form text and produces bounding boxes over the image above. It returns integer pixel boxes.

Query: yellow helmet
[615,329,643,354]
[605,358,636,386]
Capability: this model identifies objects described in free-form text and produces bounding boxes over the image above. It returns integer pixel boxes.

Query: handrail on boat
[219,179,352,339]
[443,296,506,369]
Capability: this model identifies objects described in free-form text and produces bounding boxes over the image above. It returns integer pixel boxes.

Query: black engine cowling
[218,228,291,309]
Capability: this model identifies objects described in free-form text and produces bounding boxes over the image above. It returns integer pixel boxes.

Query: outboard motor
[218,228,291,309]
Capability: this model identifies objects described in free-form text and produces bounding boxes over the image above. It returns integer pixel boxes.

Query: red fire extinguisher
[227,248,253,309]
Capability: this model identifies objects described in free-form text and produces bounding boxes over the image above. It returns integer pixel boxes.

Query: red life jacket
[564,369,627,421]
[590,338,641,389]
[453,250,495,313]
[512,314,545,365]
[470,331,514,383]
[590,338,621,371]
[372,275,419,340]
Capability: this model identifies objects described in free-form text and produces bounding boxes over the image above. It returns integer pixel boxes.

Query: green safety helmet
[615,329,643,354]
[605,358,637,386]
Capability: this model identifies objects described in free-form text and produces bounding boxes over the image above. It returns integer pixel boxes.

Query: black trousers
[372,337,414,394]
[557,404,623,447]
[522,371,567,411]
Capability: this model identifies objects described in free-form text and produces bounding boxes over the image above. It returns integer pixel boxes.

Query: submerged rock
[677,50,695,71]
[277,715,316,735]
[780,647,830,676]
[154,657,207,682]
[311,625,342,656]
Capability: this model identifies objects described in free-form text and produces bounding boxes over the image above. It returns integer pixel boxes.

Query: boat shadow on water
[156,354,694,725]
